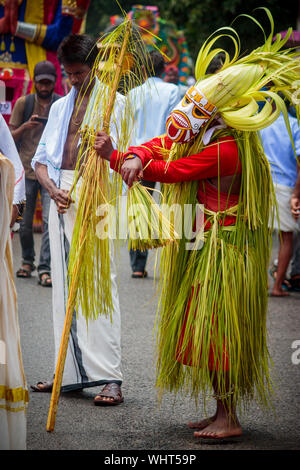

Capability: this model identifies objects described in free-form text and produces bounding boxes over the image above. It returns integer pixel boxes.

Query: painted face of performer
[166,85,217,143]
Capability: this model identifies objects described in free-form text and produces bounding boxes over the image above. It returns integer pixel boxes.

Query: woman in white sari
[0,114,27,450]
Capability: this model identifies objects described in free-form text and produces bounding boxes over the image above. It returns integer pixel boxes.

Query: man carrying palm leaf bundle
[31,34,124,406]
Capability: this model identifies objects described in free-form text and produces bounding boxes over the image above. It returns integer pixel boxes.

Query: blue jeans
[130,248,149,273]
[129,180,156,273]
[19,178,51,274]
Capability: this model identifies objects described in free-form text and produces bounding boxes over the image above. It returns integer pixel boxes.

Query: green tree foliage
[86,0,299,61]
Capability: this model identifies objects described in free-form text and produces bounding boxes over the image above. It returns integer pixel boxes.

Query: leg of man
[37,184,52,286]
[17,178,38,277]
[271,185,298,295]
[130,248,148,277]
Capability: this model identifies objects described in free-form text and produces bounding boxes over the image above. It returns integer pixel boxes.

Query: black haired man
[31,34,124,406]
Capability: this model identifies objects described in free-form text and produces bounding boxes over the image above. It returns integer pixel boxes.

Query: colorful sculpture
[111,5,194,86]
[0,0,90,122]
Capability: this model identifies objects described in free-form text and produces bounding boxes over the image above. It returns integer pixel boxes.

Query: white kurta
[0,155,28,450]
[127,76,181,146]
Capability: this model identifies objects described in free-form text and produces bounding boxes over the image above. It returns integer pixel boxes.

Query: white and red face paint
[166,85,217,143]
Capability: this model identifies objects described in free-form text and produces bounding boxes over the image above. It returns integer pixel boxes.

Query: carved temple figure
[0,0,90,122]
[110,5,194,86]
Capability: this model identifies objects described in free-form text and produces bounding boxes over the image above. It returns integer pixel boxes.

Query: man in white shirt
[128,50,181,278]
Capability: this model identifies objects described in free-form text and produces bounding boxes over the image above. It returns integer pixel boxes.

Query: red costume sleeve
[110,135,241,183]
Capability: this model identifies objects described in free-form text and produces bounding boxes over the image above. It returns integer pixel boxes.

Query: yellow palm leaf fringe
[68,19,178,323]
[153,9,296,413]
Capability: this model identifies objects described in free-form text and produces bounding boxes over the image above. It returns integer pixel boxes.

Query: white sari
[0,155,28,449]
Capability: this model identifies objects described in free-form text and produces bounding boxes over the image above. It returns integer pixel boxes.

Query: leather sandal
[30,381,53,393]
[38,272,52,287]
[131,271,148,278]
[16,264,36,278]
[94,383,123,406]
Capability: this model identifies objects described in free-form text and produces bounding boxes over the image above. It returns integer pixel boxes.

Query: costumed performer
[93,11,299,439]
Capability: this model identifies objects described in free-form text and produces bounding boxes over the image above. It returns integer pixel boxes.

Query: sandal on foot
[30,381,53,393]
[94,383,123,406]
[38,272,52,287]
[16,264,35,278]
[131,271,148,279]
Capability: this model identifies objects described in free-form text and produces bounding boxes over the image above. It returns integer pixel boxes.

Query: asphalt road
[11,231,300,452]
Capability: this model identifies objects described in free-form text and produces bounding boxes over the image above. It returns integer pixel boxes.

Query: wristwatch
[124,153,138,161]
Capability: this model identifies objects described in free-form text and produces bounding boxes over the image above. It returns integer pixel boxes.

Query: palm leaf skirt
[154,131,275,412]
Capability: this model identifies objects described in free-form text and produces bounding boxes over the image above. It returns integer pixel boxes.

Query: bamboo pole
[46,20,132,432]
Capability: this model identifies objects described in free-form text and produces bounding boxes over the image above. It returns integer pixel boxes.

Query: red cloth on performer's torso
[110,135,242,370]
[197,181,239,230]
[110,134,242,229]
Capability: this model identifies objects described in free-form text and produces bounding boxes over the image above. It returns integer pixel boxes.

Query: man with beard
[9,60,60,287]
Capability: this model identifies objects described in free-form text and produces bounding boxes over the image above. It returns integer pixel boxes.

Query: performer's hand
[291,195,300,220]
[93,131,114,161]
[121,157,143,188]
[51,188,74,214]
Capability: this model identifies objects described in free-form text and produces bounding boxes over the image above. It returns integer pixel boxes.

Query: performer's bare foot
[188,414,217,430]
[194,414,242,439]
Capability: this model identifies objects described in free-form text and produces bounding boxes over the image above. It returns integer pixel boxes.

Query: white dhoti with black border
[49,170,123,391]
